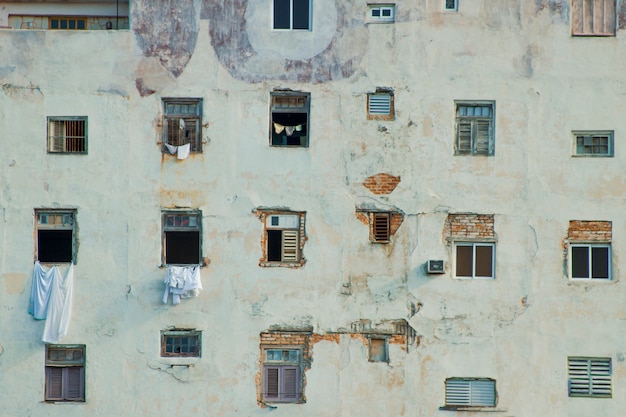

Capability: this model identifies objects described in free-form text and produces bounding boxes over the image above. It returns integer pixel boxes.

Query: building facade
[1,0,626,416]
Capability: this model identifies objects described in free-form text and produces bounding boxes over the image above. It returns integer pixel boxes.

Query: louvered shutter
[66,367,84,400]
[281,366,300,401]
[281,230,299,262]
[569,358,612,397]
[46,367,64,400]
[446,378,495,407]
[372,213,390,242]
[49,120,66,152]
[264,367,280,400]
[474,120,492,155]
[457,120,472,154]
[368,94,391,116]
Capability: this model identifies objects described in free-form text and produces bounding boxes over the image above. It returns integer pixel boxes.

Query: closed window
[444,378,496,408]
[455,242,495,279]
[568,357,612,398]
[161,330,201,357]
[571,0,615,36]
[445,0,459,11]
[162,211,202,265]
[49,17,87,30]
[455,102,495,156]
[47,117,87,154]
[573,131,613,156]
[367,4,395,23]
[368,337,389,362]
[36,210,77,263]
[273,0,311,30]
[162,98,202,153]
[367,90,394,120]
[270,92,310,147]
[262,349,302,402]
[570,244,611,279]
[45,344,85,402]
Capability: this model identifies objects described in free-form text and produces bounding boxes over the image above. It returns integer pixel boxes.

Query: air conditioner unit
[427,260,445,274]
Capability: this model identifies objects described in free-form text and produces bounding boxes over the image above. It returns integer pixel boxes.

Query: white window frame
[367,4,395,23]
[454,242,495,280]
[160,330,202,357]
[272,0,312,30]
[264,214,301,264]
[572,131,614,157]
[262,347,303,403]
[569,243,611,280]
[444,0,459,11]
[455,101,495,156]
[568,357,612,398]
[444,378,496,408]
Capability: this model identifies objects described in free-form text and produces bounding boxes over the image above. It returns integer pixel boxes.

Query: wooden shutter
[474,120,492,155]
[281,230,299,262]
[264,367,280,400]
[49,120,66,152]
[572,0,615,35]
[66,367,84,400]
[281,366,300,401]
[46,367,64,400]
[372,213,390,242]
[456,120,472,154]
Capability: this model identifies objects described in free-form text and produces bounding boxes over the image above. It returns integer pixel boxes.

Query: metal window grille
[568,357,612,397]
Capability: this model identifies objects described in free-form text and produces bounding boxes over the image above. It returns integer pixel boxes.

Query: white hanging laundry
[164,143,178,154]
[28,261,55,320]
[285,126,295,136]
[179,118,186,130]
[273,122,285,134]
[163,265,202,305]
[177,143,191,160]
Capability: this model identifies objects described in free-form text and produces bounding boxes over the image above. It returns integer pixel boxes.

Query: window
[568,357,612,398]
[273,0,311,30]
[444,378,496,408]
[444,0,459,11]
[45,344,85,402]
[47,117,87,154]
[455,242,495,279]
[367,4,395,23]
[570,244,611,279]
[368,337,389,362]
[262,348,302,402]
[370,212,391,243]
[270,92,310,147]
[161,330,201,357]
[36,210,76,263]
[49,17,87,30]
[455,102,495,156]
[573,131,613,157]
[162,211,202,265]
[162,99,202,153]
[263,213,303,265]
[571,0,616,36]
[367,90,394,120]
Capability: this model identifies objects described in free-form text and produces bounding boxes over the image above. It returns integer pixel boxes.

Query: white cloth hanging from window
[28,261,55,320]
[164,143,178,154]
[163,266,203,305]
[177,143,191,160]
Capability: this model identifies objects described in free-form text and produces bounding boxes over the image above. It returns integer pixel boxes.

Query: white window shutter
[446,378,496,407]
[49,120,66,152]
[281,230,299,262]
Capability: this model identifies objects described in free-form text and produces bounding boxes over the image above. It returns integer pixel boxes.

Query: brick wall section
[362,173,401,195]
[444,214,495,240]
[568,220,612,241]
[390,213,403,235]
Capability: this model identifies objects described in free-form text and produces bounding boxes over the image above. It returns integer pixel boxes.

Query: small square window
[568,357,612,398]
[368,337,389,362]
[161,330,201,357]
[455,101,495,156]
[444,378,496,408]
[444,0,459,11]
[273,0,311,30]
[262,213,304,265]
[36,210,77,263]
[162,98,203,153]
[270,92,310,147]
[162,211,202,265]
[571,0,616,36]
[572,131,613,157]
[47,117,87,154]
[367,4,395,23]
[45,344,85,402]
[570,244,611,280]
[455,242,495,279]
[367,90,394,120]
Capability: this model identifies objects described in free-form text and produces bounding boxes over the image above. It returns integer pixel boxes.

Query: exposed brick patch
[355,212,369,225]
[356,211,404,243]
[362,173,401,195]
[444,213,495,240]
[568,220,612,241]
[390,213,403,235]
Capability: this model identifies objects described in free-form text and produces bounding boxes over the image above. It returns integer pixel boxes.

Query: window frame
[47,116,88,154]
[162,98,203,153]
[568,357,612,398]
[367,4,396,23]
[272,0,312,30]
[454,242,495,280]
[45,344,85,402]
[35,209,77,264]
[444,0,459,11]
[454,101,495,156]
[444,377,496,409]
[572,131,614,157]
[262,213,303,266]
[571,0,616,37]
[49,17,88,30]
[161,210,202,266]
[370,212,391,243]
[368,336,389,362]
[367,90,394,120]
[261,347,303,403]
[569,243,611,280]
[160,330,201,358]
[270,91,310,148]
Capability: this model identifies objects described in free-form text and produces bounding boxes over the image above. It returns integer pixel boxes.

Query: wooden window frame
[444,378,496,408]
[263,213,303,266]
[454,242,495,279]
[47,116,88,154]
[162,98,203,153]
[571,0,616,37]
[370,212,391,243]
[569,243,611,280]
[568,357,612,398]
[367,4,396,23]
[45,344,85,402]
[262,347,303,403]
[161,210,202,266]
[160,330,201,357]
[272,0,311,30]
[367,90,394,120]
[35,209,77,264]
[572,131,614,157]
[270,92,310,148]
[455,101,495,156]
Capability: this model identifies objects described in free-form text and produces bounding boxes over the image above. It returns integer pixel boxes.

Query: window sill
[259,261,306,268]
[439,406,506,412]
[159,357,200,367]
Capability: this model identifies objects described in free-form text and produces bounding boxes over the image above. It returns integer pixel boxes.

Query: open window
[45,344,85,402]
[270,92,310,147]
[162,98,203,153]
[36,210,77,263]
[162,211,202,265]
[47,117,87,154]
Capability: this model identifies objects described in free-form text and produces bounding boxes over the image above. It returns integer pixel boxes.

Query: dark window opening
[455,245,473,277]
[165,231,200,265]
[38,230,73,263]
[271,112,308,146]
[267,230,283,262]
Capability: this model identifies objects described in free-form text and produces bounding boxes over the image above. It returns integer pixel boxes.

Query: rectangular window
[36,210,76,263]
[568,357,612,398]
[572,0,616,36]
[47,117,87,154]
[455,242,495,279]
[266,214,300,263]
[161,330,201,357]
[445,0,459,11]
[370,212,391,243]
[162,98,202,153]
[445,378,496,408]
[49,17,87,30]
[367,4,395,23]
[368,337,389,362]
[455,102,495,156]
[367,90,394,120]
[270,92,310,147]
[573,131,613,157]
[162,211,202,265]
[570,244,611,279]
[263,348,302,402]
[273,0,311,30]
[45,344,85,402]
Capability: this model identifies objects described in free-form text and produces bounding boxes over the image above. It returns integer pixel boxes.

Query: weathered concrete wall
[1,1,626,416]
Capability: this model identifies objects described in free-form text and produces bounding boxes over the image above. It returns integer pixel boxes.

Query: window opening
[162,99,203,153]
[367,91,394,120]
[161,330,201,357]
[367,4,395,22]
[270,92,310,147]
[36,210,76,263]
[45,344,85,402]
[455,242,494,279]
[568,357,612,397]
[273,0,311,30]
[162,211,202,265]
[47,117,87,154]
[445,0,459,11]
[368,338,389,362]
[262,348,302,402]
[445,378,496,408]
[266,214,300,263]
[455,102,495,156]
[571,0,616,36]
[570,244,611,279]
[573,131,613,156]
[371,213,391,243]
